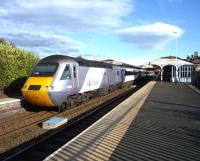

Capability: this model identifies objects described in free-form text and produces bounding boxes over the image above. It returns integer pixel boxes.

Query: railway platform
[0,97,22,108]
[45,81,200,161]
[46,82,200,161]
[0,97,21,104]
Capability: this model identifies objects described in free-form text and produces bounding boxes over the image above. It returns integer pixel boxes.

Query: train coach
[22,55,144,112]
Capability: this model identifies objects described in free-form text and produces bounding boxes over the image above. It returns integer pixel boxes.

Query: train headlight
[44,86,48,90]
[44,86,54,90]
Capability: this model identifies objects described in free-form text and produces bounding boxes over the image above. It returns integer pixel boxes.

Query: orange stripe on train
[22,77,54,106]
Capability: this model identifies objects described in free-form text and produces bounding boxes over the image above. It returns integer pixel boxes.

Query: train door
[121,69,125,82]
[116,70,120,84]
[108,68,113,85]
[72,64,78,88]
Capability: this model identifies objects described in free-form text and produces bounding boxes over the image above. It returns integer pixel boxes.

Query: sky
[0,0,199,65]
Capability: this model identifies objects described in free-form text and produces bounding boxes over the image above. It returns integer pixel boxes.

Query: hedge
[0,43,39,90]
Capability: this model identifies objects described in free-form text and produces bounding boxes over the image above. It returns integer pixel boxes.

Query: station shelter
[149,56,195,83]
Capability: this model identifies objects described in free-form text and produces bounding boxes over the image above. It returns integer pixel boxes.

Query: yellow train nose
[22,77,54,106]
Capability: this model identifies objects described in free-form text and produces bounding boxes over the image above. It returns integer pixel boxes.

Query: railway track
[0,106,25,120]
[0,101,60,137]
[0,99,47,121]
[0,110,58,136]
[0,109,58,155]
[0,80,149,161]
[0,100,28,120]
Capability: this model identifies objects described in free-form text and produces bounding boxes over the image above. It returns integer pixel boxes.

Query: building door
[163,65,175,82]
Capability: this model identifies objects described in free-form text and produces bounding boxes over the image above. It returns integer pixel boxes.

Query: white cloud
[0,0,133,56]
[115,22,184,50]
[3,33,82,47]
[0,0,133,32]
[2,33,83,56]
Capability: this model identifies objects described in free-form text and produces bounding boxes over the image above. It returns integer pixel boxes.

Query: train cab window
[61,65,71,80]
[73,66,76,78]
[31,63,58,76]
[117,71,120,76]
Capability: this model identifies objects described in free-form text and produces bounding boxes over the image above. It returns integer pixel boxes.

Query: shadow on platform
[109,82,200,161]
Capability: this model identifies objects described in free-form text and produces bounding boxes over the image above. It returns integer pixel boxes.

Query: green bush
[0,43,39,89]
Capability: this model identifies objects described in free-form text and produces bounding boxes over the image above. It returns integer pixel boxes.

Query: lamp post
[173,31,178,82]
[175,35,178,60]
[173,31,178,60]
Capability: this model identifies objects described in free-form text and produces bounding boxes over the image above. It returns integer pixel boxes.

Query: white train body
[22,55,145,109]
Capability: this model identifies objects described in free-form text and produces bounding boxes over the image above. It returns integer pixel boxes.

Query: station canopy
[148,56,195,83]
[149,56,194,66]
[141,64,155,69]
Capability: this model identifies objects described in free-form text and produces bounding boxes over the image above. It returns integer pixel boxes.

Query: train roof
[39,55,140,69]
[76,57,113,68]
[103,59,141,69]
[39,55,74,63]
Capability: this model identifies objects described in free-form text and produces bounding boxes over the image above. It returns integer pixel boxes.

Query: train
[22,55,151,112]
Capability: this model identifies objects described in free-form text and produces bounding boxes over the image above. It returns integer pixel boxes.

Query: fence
[191,71,200,89]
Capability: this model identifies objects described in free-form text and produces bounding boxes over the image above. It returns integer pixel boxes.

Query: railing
[191,71,200,89]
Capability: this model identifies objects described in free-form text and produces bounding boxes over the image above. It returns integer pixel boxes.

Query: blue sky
[0,0,199,65]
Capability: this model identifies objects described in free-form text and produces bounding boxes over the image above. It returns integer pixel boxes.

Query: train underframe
[58,81,134,112]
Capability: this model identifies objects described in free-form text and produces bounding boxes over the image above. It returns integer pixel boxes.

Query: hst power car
[22,55,147,111]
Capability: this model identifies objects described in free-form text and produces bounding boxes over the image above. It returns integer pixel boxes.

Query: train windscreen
[31,63,58,76]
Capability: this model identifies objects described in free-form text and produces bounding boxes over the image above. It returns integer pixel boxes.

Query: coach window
[125,71,134,75]
[61,65,71,80]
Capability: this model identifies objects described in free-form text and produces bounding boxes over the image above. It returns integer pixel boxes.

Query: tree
[0,38,7,44]
[0,43,39,89]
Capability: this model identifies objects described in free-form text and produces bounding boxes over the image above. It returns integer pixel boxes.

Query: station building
[148,56,195,83]
[191,58,200,71]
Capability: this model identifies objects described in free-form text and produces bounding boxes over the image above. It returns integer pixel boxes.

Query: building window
[178,65,194,78]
